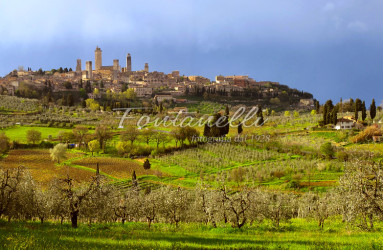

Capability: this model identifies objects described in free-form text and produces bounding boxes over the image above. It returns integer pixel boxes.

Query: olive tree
[0,168,24,218]
[0,133,10,156]
[300,192,338,228]
[339,159,383,230]
[160,187,192,227]
[26,129,42,144]
[51,175,97,228]
[261,192,297,227]
[50,143,67,163]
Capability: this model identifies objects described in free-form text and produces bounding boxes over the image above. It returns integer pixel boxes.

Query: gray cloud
[0,0,382,102]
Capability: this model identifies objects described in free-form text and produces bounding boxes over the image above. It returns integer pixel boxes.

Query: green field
[1,126,73,143]
[1,220,382,249]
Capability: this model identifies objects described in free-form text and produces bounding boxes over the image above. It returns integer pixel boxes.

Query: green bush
[337,151,349,162]
[320,142,334,159]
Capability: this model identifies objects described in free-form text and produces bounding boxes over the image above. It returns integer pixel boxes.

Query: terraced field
[71,156,155,180]
[0,149,94,186]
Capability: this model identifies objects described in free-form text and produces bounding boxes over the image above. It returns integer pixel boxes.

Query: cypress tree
[143,159,151,170]
[339,98,343,113]
[225,105,229,116]
[355,98,362,120]
[332,108,338,125]
[203,123,210,137]
[315,100,320,113]
[323,105,328,125]
[256,106,264,126]
[210,113,222,137]
[220,115,230,136]
[132,171,137,187]
[349,98,354,112]
[361,101,367,121]
[238,122,243,134]
[370,99,376,121]
[327,111,332,125]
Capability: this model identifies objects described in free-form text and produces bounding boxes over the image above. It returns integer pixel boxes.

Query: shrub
[350,125,382,143]
[39,141,54,149]
[320,142,334,159]
[337,151,349,162]
[287,180,300,189]
[273,171,285,179]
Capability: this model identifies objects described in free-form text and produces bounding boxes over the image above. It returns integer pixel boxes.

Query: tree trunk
[369,214,374,229]
[71,211,79,228]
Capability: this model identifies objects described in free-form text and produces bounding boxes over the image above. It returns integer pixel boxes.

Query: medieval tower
[144,63,149,72]
[76,59,81,72]
[113,59,120,71]
[126,53,131,72]
[95,46,102,71]
[86,61,93,79]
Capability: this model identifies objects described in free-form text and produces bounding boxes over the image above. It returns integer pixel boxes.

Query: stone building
[126,53,131,72]
[154,94,174,103]
[76,59,81,72]
[131,85,153,97]
[85,61,93,79]
[95,46,102,70]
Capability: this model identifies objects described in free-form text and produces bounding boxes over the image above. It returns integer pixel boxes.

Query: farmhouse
[335,117,355,130]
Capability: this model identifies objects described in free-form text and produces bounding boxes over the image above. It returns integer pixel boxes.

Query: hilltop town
[0,47,314,109]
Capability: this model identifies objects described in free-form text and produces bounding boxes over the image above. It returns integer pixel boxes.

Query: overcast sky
[0,0,382,103]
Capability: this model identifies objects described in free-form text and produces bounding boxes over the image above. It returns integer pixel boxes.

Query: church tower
[144,63,149,72]
[126,53,131,72]
[95,46,102,71]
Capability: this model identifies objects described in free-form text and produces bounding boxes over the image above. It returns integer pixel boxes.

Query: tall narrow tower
[76,59,81,72]
[126,53,131,72]
[95,46,102,71]
[113,59,120,71]
[144,63,149,72]
[86,61,93,79]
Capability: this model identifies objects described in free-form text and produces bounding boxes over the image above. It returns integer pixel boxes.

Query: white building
[335,118,355,130]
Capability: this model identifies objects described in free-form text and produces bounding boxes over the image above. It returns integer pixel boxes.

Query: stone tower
[76,59,81,72]
[126,53,131,72]
[86,61,93,79]
[113,59,120,71]
[144,63,149,72]
[95,46,102,71]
